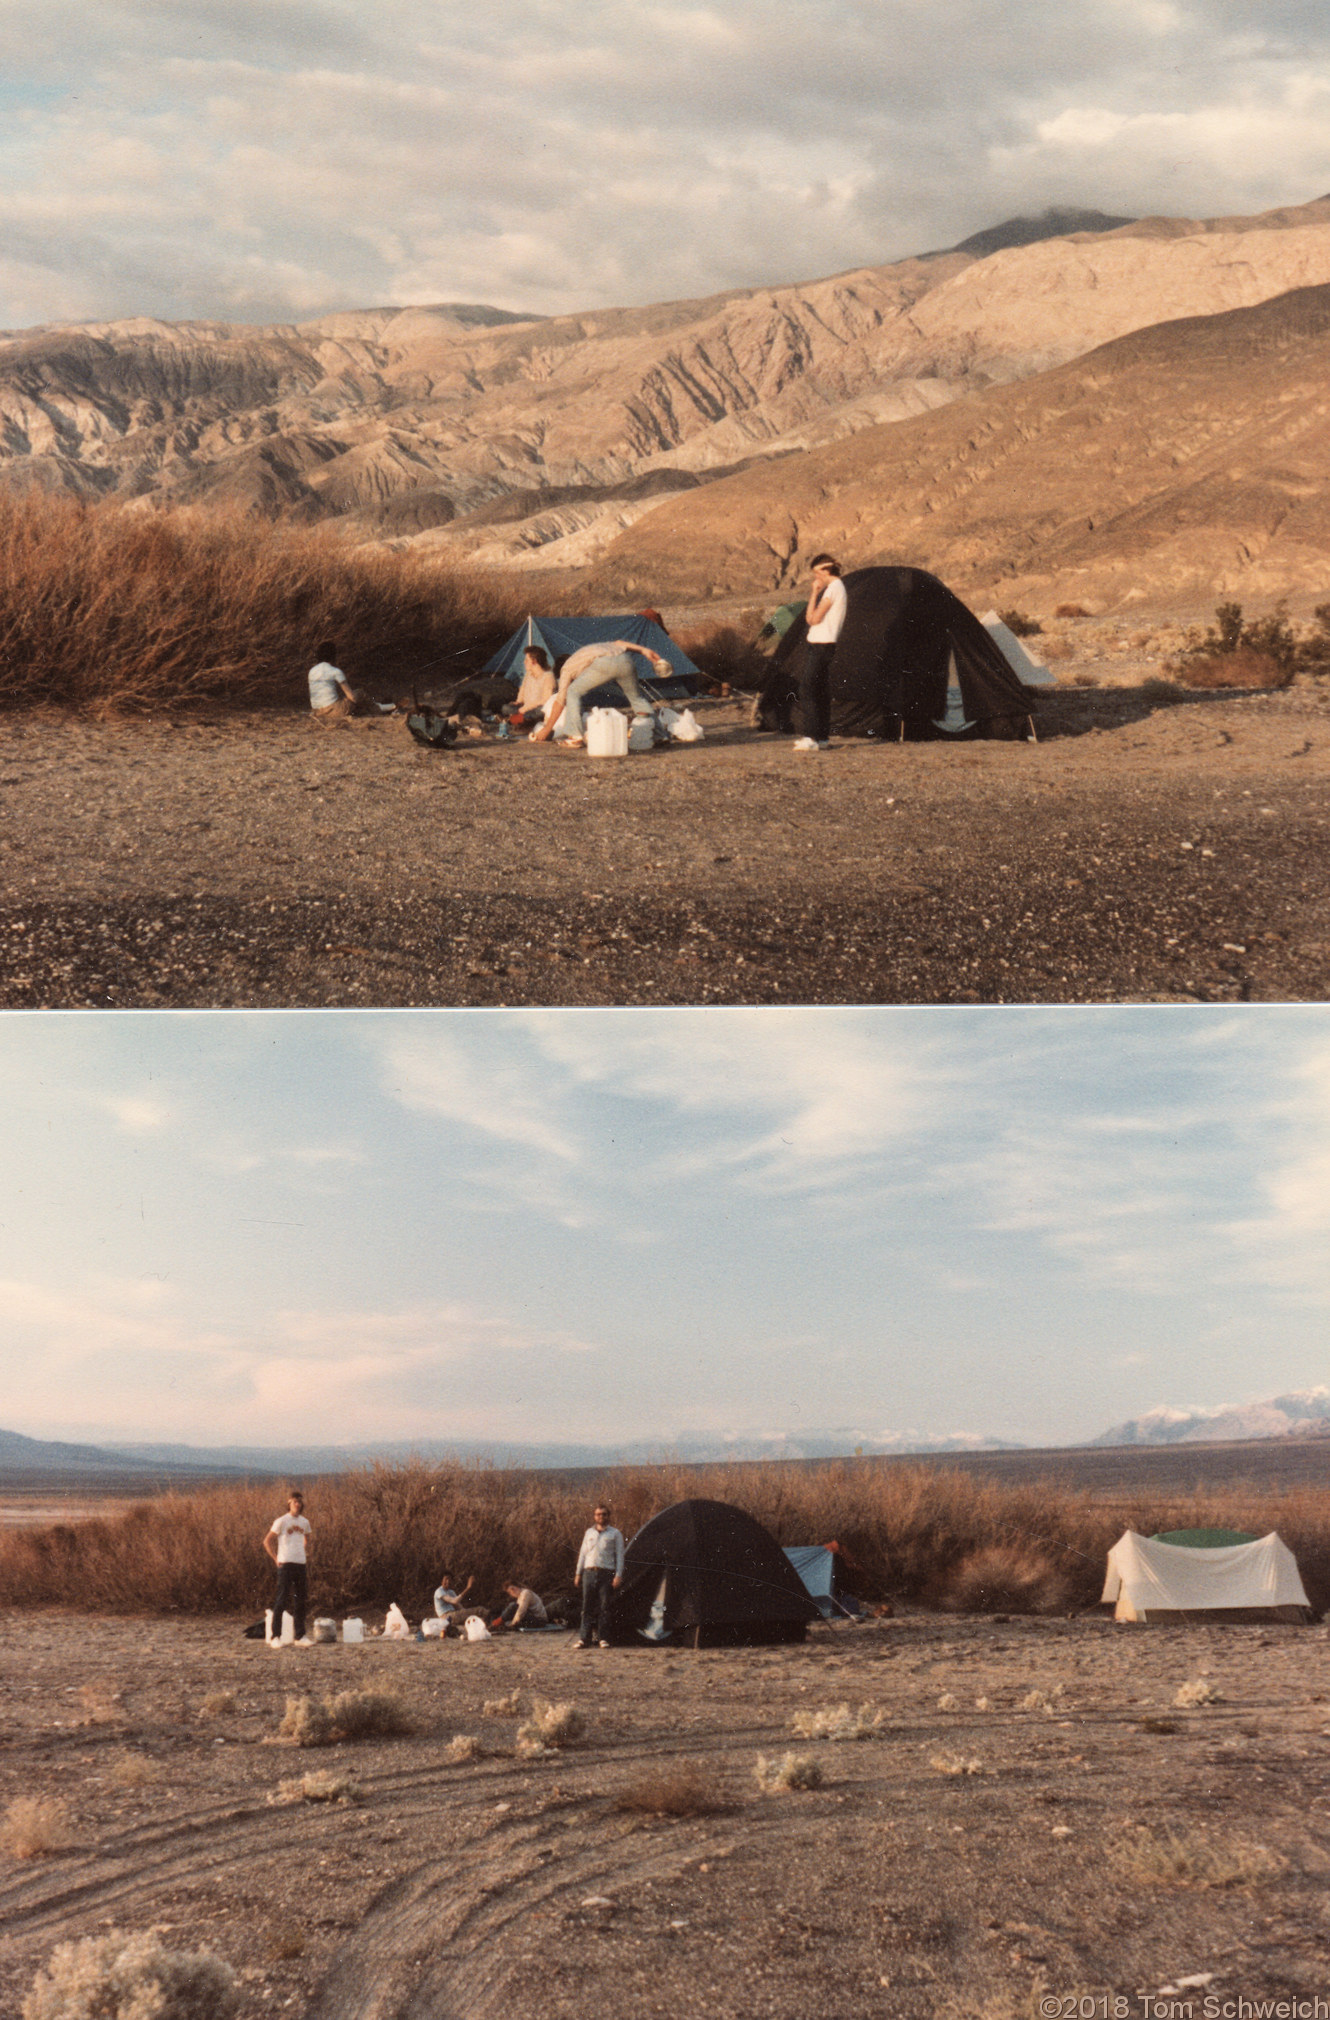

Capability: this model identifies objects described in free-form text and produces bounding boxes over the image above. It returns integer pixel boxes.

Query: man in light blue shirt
[573,1503,624,1649]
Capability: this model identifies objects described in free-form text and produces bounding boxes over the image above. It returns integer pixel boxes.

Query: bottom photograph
[1,1004,1328,2020]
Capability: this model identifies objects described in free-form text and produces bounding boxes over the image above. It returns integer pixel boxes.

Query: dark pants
[579,1567,615,1645]
[272,1563,308,1640]
[799,642,835,743]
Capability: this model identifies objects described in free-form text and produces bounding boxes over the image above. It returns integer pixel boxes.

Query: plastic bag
[463,1616,492,1642]
[384,1602,411,1640]
[669,708,704,743]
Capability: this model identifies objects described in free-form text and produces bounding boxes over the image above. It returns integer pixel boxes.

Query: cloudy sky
[2,1005,1328,1454]
[1,1,1329,327]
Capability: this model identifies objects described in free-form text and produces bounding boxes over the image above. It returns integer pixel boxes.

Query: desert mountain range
[3,1391,1328,1484]
[6,198,1330,611]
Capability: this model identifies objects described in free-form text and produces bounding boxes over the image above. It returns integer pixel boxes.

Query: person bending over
[532,641,672,746]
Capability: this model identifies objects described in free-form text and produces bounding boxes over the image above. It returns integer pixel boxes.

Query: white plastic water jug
[341,1618,364,1644]
[586,707,628,757]
[627,713,655,752]
[279,1613,295,1645]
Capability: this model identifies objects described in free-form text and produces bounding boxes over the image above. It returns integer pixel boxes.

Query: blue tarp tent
[483,614,700,703]
[784,1545,861,1620]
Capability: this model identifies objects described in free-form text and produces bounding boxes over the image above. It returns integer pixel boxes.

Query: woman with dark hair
[793,555,846,753]
[307,641,360,722]
[514,645,556,723]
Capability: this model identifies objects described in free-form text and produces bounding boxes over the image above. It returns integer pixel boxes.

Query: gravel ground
[1,1611,1328,2020]
[3,684,1330,1006]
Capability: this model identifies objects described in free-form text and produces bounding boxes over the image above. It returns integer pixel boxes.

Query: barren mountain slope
[583,281,1330,611]
[5,200,1330,539]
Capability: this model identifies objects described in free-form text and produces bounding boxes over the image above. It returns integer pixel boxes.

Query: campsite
[2,1456,1329,2017]
[3,654,1329,1009]
[2,1601,1329,2017]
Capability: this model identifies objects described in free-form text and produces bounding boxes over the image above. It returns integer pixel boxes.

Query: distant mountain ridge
[3,1390,1329,1483]
[1092,1389,1330,1448]
[4,194,1330,601]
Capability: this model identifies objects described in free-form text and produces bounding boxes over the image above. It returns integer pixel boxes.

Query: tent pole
[1027,714,1038,743]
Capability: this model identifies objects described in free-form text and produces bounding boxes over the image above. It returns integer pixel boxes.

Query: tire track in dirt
[304,1816,742,2020]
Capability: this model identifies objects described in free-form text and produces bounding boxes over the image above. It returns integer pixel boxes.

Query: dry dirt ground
[1,1614,1328,2020]
[3,679,1330,1008]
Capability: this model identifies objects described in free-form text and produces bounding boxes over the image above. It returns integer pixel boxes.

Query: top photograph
[3,0,1329,1010]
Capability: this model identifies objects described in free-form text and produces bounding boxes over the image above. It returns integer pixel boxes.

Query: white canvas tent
[1102,1530,1310,1623]
[981,611,1055,686]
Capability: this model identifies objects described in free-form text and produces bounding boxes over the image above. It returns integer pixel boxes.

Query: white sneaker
[792,736,821,751]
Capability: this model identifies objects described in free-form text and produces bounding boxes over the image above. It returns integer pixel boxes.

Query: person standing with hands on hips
[574,1502,624,1648]
[264,1489,312,1645]
[793,554,847,753]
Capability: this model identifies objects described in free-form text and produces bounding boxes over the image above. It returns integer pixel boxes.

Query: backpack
[407,708,457,750]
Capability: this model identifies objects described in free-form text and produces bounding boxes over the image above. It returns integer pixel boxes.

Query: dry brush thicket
[2,1458,1328,1620]
[0,491,529,713]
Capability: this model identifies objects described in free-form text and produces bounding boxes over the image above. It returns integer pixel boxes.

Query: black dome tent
[609,1498,821,1648]
[762,565,1037,741]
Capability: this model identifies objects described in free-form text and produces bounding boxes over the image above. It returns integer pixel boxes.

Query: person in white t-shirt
[308,640,360,722]
[793,554,848,752]
[263,1490,312,1643]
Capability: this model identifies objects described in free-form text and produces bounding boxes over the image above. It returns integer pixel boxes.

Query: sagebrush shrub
[614,1760,724,1815]
[942,1543,1070,1615]
[273,1770,359,1805]
[1112,1825,1284,1888]
[278,1689,412,1746]
[23,1928,238,2019]
[443,1734,483,1763]
[2,1798,73,1859]
[754,1751,823,1793]
[516,1699,584,1753]
[790,1702,883,1741]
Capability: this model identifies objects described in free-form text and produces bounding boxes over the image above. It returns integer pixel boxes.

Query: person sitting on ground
[514,646,556,723]
[308,642,361,722]
[531,640,673,746]
[433,1570,475,1629]
[495,1582,549,1630]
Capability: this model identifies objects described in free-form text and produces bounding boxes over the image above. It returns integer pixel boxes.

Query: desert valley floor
[3,679,1330,1009]
[1,1612,1328,2020]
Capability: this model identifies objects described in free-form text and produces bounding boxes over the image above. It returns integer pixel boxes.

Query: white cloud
[375,1023,580,1162]
[0,1271,600,1441]
[96,1093,172,1133]
[520,1008,936,1187]
[1,0,1329,323]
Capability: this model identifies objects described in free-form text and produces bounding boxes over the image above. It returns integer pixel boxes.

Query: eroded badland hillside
[7,198,1330,612]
